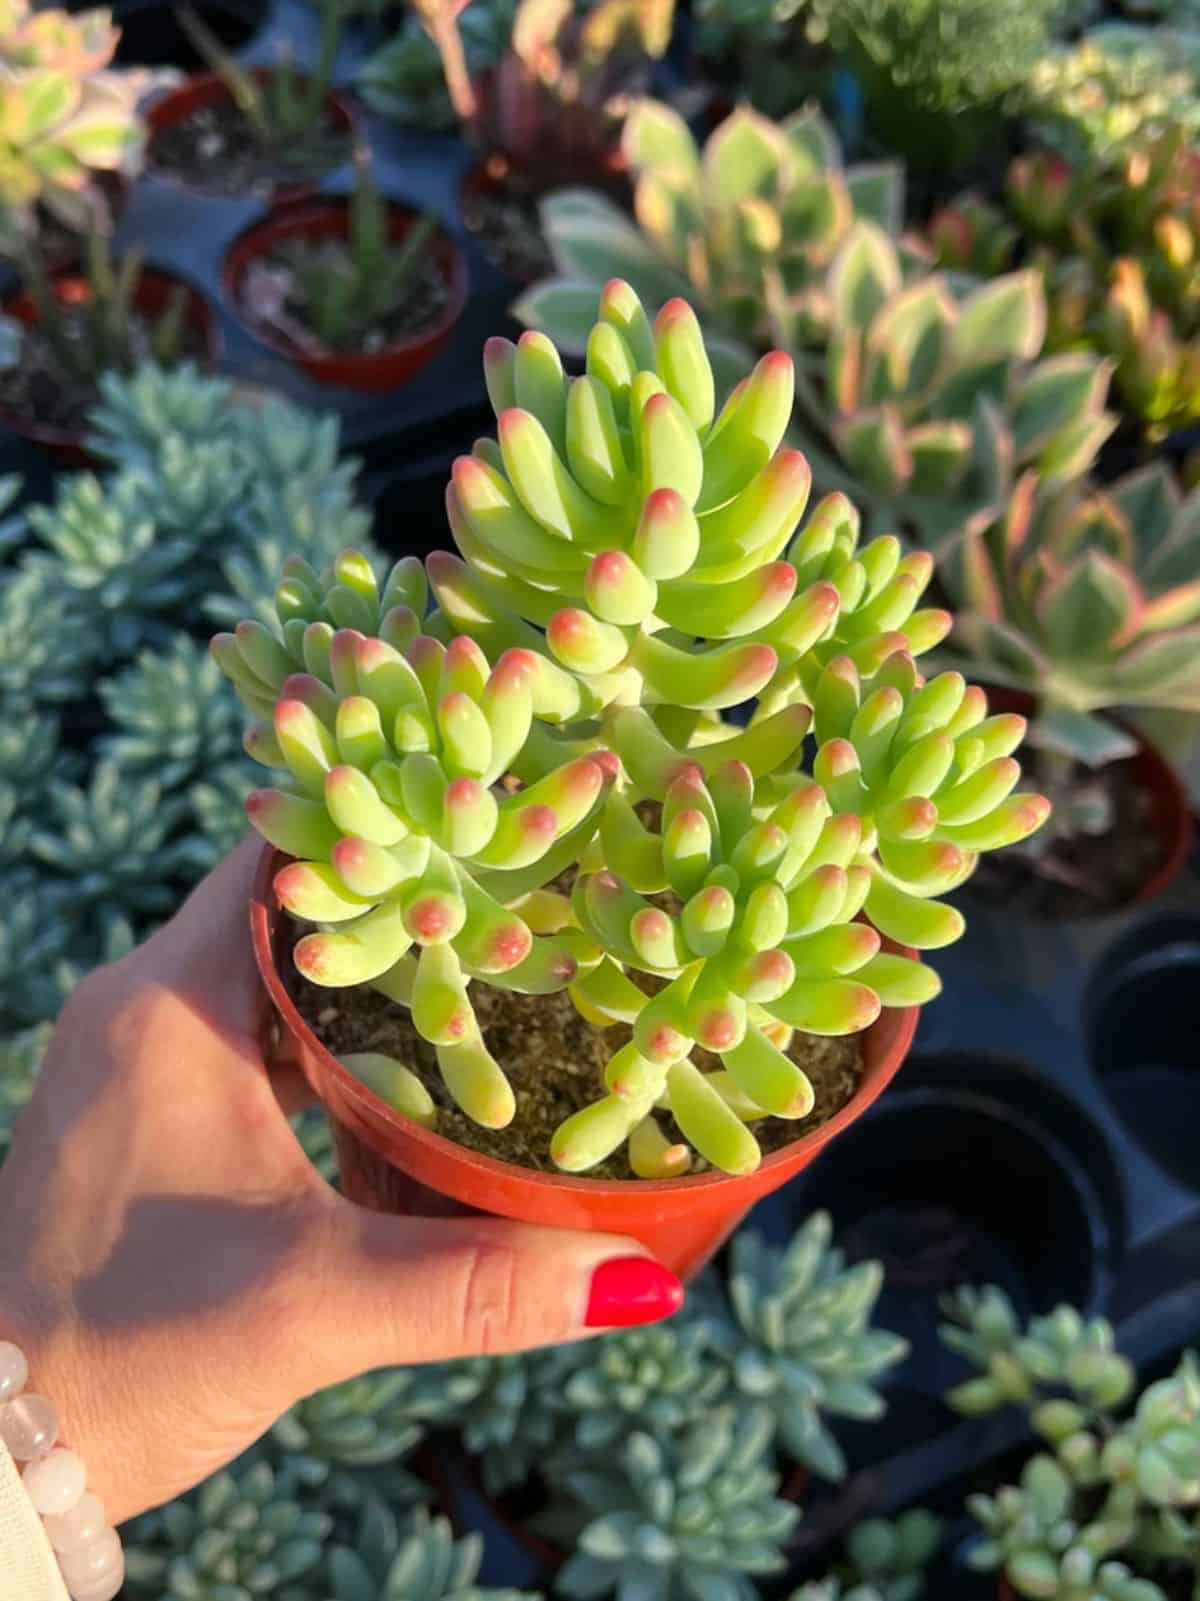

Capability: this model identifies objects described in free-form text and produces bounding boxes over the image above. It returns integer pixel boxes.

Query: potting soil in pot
[0,309,208,434]
[286,930,864,1181]
[964,753,1167,919]
[148,99,350,197]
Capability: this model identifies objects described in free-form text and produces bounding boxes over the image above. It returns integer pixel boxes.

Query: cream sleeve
[0,1434,71,1600]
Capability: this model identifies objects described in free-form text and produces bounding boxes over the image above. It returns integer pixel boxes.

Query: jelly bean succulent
[697,1213,908,1480]
[557,1404,800,1601]
[942,1286,1200,1601]
[945,463,1200,768]
[214,551,612,1134]
[223,282,1047,1177]
[520,102,904,361]
[782,222,1117,551]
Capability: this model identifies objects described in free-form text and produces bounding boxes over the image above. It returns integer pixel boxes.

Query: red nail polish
[585,1256,685,1328]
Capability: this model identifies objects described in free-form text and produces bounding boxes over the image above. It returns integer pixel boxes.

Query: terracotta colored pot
[983,688,1193,910]
[251,846,919,1281]
[145,71,356,203]
[223,198,467,393]
[0,269,220,464]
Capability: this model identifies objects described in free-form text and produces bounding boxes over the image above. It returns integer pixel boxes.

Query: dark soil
[0,304,205,434]
[251,239,451,356]
[462,172,555,286]
[286,926,863,1180]
[148,95,350,198]
[964,754,1167,920]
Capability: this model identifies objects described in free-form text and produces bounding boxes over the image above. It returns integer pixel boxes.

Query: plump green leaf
[954,271,1046,365]
[829,221,902,334]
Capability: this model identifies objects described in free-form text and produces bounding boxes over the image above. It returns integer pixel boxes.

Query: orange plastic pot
[0,269,220,465]
[251,846,919,1281]
[145,71,356,202]
[223,199,467,393]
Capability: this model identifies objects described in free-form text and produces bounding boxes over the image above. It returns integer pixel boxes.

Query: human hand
[0,841,683,1526]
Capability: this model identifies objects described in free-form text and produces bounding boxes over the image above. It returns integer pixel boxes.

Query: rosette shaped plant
[327,1504,540,1601]
[785,223,1117,550]
[943,1287,1200,1601]
[947,465,1200,764]
[428,281,943,727]
[212,549,612,1134]
[557,1405,799,1601]
[519,102,903,359]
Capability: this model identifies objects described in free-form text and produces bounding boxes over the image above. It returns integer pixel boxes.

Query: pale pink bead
[0,1391,59,1460]
[0,1341,27,1403]
[44,1492,107,1553]
[23,1447,86,1515]
[59,1529,123,1600]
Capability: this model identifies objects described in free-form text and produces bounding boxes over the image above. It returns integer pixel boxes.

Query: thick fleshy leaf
[514,279,608,356]
[622,97,700,178]
[828,222,902,334]
[1012,353,1111,458]
[953,271,1046,365]
[701,107,789,204]
[862,280,955,406]
[1036,551,1141,658]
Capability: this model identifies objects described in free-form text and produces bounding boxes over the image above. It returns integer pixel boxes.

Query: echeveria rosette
[326,1503,541,1601]
[212,552,612,1135]
[559,720,940,1177]
[557,1404,799,1601]
[518,101,904,361]
[946,465,1200,766]
[804,650,1051,951]
[429,281,942,727]
[785,220,1118,552]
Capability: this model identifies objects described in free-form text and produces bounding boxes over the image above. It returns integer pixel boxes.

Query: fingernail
[585,1256,685,1329]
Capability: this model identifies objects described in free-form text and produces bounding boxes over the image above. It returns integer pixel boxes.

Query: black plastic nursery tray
[433,847,1200,1598]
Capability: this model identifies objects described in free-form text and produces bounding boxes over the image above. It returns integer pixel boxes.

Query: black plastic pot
[1086,916,1200,1194]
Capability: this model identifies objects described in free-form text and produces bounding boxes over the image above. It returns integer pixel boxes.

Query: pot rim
[250,842,920,1197]
[222,196,468,377]
[0,267,221,453]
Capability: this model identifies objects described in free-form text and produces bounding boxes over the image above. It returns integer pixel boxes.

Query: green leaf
[1112,627,1200,709]
[845,161,904,233]
[1110,463,1180,562]
[828,221,902,334]
[1036,551,1140,656]
[702,106,789,204]
[1012,354,1111,457]
[862,280,955,405]
[781,105,840,177]
[834,406,911,496]
[512,278,604,356]
[540,192,688,309]
[954,270,1046,365]
[1035,412,1115,484]
[622,97,700,179]
[1028,708,1138,767]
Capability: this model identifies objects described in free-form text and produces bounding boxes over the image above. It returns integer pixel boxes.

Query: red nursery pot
[251,846,919,1281]
[145,72,356,202]
[223,199,468,393]
[0,270,220,465]
[984,688,1193,908]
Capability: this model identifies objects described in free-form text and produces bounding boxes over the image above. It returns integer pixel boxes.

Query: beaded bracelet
[0,1340,124,1601]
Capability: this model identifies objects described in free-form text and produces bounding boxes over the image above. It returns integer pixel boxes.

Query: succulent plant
[358,1,513,131]
[520,102,903,362]
[98,634,244,786]
[944,463,1200,766]
[557,1404,800,1601]
[789,1510,944,1601]
[254,159,444,354]
[551,1316,729,1450]
[943,1286,1200,1601]
[929,140,1200,443]
[0,0,147,234]
[425,0,675,188]
[0,871,73,1029]
[0,560,98,703]
[269,1370,431,1512]
[124,1458,332,1599]
[696,1215,907,1479]
[1025,25,1200,167]
[782,222,1117,551]
[393,1351,564,1494]
[215,551,614,1134]
[326,1503,542,1601]
[0,1023,49,1167]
